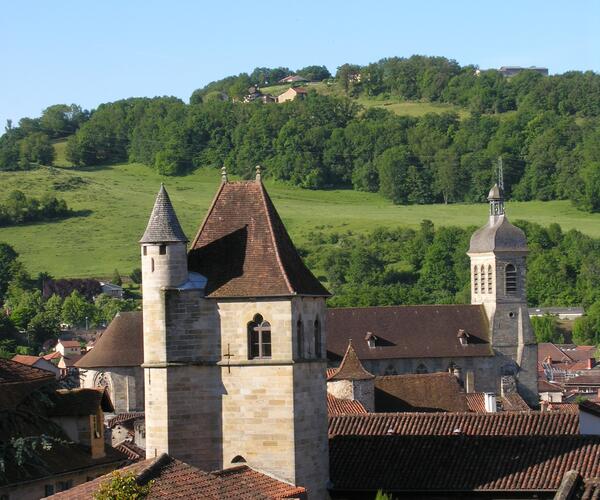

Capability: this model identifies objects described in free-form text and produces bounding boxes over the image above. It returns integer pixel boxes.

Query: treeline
[190,65,331,102]
[0,191,71,226]
[62,93,600,209]
[300,220,600,345]
[0,104,88,169]
[0,244,137,358]
[2,56,600,210]
[337,56,600,116]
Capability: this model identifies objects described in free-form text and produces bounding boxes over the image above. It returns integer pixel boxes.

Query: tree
[94,471,152,500]
[531,315,564,343]
[111,269,122,287]
[296,65,331,82]
[19,132,55,167]
[61,290,94,328]
[0,243,19,302]
[376,146,415,204]
[573,301,600,346]
[129,268,142,284]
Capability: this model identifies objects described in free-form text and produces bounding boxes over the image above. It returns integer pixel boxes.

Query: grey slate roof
[140,184,188,244]
[469,215,528,253]
[488,184,503,200]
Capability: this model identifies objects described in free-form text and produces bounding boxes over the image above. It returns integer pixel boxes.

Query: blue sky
[1,0,598,128]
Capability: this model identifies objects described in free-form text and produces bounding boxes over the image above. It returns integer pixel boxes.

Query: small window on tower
[473,267,479,294]
[151,258,155,273]
[159,245,167,255]
[143,246,147,256]
[487,265,493,293]
[505,264,517,294]
[296,318,304,359]
[314,318,322,358]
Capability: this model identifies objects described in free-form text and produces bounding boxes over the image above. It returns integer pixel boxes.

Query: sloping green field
[1,162,599,279]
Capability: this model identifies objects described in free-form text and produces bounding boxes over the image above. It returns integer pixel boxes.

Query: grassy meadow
[1,155,600,279]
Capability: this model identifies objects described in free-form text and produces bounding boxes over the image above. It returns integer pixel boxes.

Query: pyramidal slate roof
[328,341,374,381]
[140,184,188,244]
[188,179,330,298]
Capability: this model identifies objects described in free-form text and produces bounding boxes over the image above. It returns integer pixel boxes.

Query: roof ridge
[257,181,294,295]
[330,304,484,311]
[190,180,227,250]
[136,452,172,485]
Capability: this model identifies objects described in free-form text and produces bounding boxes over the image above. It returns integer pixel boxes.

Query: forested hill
[2,56,600,211]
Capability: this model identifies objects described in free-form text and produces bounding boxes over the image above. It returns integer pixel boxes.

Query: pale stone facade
[79,367,144,413]
[140,184,330,498]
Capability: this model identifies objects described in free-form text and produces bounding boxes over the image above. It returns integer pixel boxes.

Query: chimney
[484,393,497,413]
[540,400,549,412]
[465,370,475,394]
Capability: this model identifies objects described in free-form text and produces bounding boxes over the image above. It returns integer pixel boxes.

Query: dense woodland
[1,56,600,210]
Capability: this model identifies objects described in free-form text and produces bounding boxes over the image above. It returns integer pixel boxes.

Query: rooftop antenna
[497,157,504,191]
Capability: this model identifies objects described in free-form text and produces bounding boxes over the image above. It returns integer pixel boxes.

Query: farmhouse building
[277,86,308,103]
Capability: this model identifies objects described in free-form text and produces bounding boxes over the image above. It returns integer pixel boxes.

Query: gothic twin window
[248,314,271,359]
[505,264,517,294]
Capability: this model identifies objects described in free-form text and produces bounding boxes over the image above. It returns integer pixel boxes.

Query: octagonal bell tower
[467,183,537,405]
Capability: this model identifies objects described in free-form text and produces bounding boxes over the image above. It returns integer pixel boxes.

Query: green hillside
[1,160,600,279]
[261,81,468,118]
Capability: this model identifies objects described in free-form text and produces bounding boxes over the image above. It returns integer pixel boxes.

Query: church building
[139,169,330,497]
[327,184,538,405]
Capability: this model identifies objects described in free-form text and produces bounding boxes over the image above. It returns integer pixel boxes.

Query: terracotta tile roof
[0,359,56,409]
[546,402,580,413]
[76,311,143,368]
[189,180,330,298]
[328,411,579,437]
[58,340,81,348]
[113,440,145,461]
[107,412,145,429]
[466,392,531,412]
[212,465,307,499]
[48,388,114,416]
[11,354,42,366]
[327,394,368,415]
[43,350,62,359]
[0,358,55,384]
[2,442,126,488]
[326,305,491,361]
[566,374,600,386]
[374,372,469,412]
[329,434,600,493]
[140,184,188,243]
[291,87,308,94]
[539,379,563,392]
[48,454,306,499]
[327,341,374,381]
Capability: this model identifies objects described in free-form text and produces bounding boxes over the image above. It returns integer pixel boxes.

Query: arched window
[248,314,271,359]
[231,455,246,464]
[416,363,428,374]
[480,265,486,294]
[505,264,517,294]
[473,266,479,294]
[296,318,304,359]
[314,318,321,359]
[487,265,493,294]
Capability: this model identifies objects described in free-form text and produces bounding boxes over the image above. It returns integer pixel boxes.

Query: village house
[99,281,124,299]
[11,353,61,379]
[277,86,308,103]
[278,75,309,83]
[0,359,127,500]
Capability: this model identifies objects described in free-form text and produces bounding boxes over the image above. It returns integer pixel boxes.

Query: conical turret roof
[328,340,374,381]
[140,184,188,244]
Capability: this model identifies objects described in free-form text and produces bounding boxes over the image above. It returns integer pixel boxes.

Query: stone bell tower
[140,184,222,469]
[467,183,538,405]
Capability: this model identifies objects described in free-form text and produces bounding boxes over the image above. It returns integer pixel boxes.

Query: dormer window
[505,264,517,294]
[248,314,271,359]
[365,332,378,349]
[457,329,470,346]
